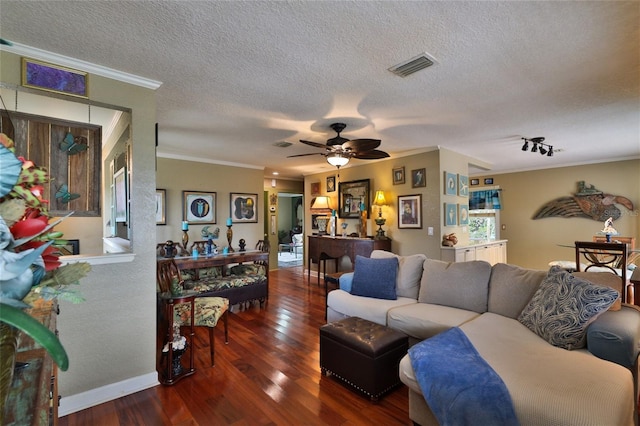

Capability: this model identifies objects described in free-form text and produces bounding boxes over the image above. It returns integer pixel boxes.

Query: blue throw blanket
[408,327,519,426]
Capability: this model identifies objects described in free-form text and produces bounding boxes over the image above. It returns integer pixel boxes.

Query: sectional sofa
[326,250,640,425]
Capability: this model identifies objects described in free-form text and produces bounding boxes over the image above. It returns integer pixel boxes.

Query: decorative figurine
[239,238,246,252]
[442,233,458,247]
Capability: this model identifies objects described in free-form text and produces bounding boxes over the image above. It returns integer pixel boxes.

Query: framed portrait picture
[444,203,458,226]
[398,194,422,229]
[326,175,336,192]
[411,168,426,188]
[156,189,166,225]
[114,167,127,223]
[230,193,258,223]
[183,191,216,224]
[22,57,89,98]
[338,179,370,218]
[444,172,457,195]
[392,166,405,185]
[459,203,469,225]
[310,182,320,196]
[470,178,480,186]
[458,174,469,197]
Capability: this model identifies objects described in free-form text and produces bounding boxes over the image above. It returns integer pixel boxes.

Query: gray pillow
[488,263,546,319]
[518,266,619,350]
[418,259,492,313]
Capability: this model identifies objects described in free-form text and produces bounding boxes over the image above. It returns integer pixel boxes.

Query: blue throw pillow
[350,255,398,300]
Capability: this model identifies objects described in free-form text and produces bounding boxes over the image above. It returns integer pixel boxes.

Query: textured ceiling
[1,1,638,179]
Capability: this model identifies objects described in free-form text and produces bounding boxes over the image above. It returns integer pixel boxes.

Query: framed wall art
[183,191,216,224]
[398,194,422,229]
[444,172,457,195]
[458,174,469,197]
[310,182,320,196]
[230,193,258,223]
[22,57,89,98]
[338,179,370,218]
[156,189,166,225]
[411,168,426,188]
[445,203,458,226]
[484,177,494,185]
[311,214,322,230]
[471,178,480,186]
[392,166,405,185]
[57,239,80,256]
[459,203,469,225]
[327,175,336,192]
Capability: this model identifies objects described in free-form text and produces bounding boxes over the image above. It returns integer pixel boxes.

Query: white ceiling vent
[274,141,293,148]
[389,53,437,78]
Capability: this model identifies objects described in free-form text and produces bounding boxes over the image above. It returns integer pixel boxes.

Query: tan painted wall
[475,159,640,269]
[156,158,265,252]
[2,51,157,399]
[305,150,443,264]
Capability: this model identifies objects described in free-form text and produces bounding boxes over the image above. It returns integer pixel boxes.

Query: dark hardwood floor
[60,266,411,425]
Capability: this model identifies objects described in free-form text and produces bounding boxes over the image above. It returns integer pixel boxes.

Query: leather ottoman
[320,316,408,401]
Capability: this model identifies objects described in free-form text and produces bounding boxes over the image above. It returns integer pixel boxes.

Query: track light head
[521,136,554,159]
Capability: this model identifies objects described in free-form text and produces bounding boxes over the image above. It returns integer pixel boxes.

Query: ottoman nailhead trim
[324,369,401,400]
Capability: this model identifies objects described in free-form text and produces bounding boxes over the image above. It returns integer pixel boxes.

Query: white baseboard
[58,372,159,417]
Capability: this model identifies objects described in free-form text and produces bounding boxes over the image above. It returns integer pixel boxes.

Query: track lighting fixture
[521,137,553,157]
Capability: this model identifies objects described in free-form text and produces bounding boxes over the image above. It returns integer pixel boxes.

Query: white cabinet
[441,240,507,265]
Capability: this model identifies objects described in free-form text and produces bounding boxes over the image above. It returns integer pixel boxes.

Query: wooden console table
[307,235,392,285]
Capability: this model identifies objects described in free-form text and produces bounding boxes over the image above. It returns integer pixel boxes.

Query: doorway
[277,193,303,268]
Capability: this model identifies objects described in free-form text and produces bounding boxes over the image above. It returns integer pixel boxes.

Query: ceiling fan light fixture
[326,152,350,168]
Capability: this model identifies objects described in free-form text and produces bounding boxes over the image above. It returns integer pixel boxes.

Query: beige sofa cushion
[371,250,426,299]
[488,263,546,319]
[326,289,417,326]
[387,303,480,341]
[400,313,635,426]
[419,259,492,313]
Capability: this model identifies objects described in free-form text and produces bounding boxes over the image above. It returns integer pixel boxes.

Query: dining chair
[157,259,229,366]
[574,241,629,303]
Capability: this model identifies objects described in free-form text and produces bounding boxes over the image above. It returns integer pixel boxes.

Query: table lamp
[311,196,332,234]
[372,190,389,240]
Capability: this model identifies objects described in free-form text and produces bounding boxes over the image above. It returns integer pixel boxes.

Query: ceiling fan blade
[287,152,325,158]
[342,139,381,152]
[353,149,390,160]
[299,139,329,149]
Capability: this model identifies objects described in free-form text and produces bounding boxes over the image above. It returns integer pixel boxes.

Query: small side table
[157,291,196,385]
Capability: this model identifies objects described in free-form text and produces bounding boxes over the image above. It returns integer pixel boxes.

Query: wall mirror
[0,84,132,255]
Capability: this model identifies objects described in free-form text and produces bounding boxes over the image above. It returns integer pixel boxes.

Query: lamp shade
[372,190,388,207]
[310,196,332,214]
[326,152,350,168]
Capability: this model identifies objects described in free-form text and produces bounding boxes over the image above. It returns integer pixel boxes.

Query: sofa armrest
[587,304,640,370]
[339,272,354,292]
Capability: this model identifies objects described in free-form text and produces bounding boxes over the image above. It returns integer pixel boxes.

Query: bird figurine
[201,226,220,240]
[442,233,458,247]
[532,181,634,222]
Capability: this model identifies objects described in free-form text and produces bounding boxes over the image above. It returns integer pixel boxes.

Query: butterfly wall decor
[55,184,80,204]
[59,132,88,155]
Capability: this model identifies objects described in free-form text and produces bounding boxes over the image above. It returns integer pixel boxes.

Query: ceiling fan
[287,122,390,168]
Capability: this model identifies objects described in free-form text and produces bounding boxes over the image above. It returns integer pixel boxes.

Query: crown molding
[1,42,162,90]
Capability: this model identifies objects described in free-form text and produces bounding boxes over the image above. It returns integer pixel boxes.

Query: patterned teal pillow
[518,266,619,350]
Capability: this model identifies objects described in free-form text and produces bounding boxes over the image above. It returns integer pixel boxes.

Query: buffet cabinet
[440,240,507,265]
